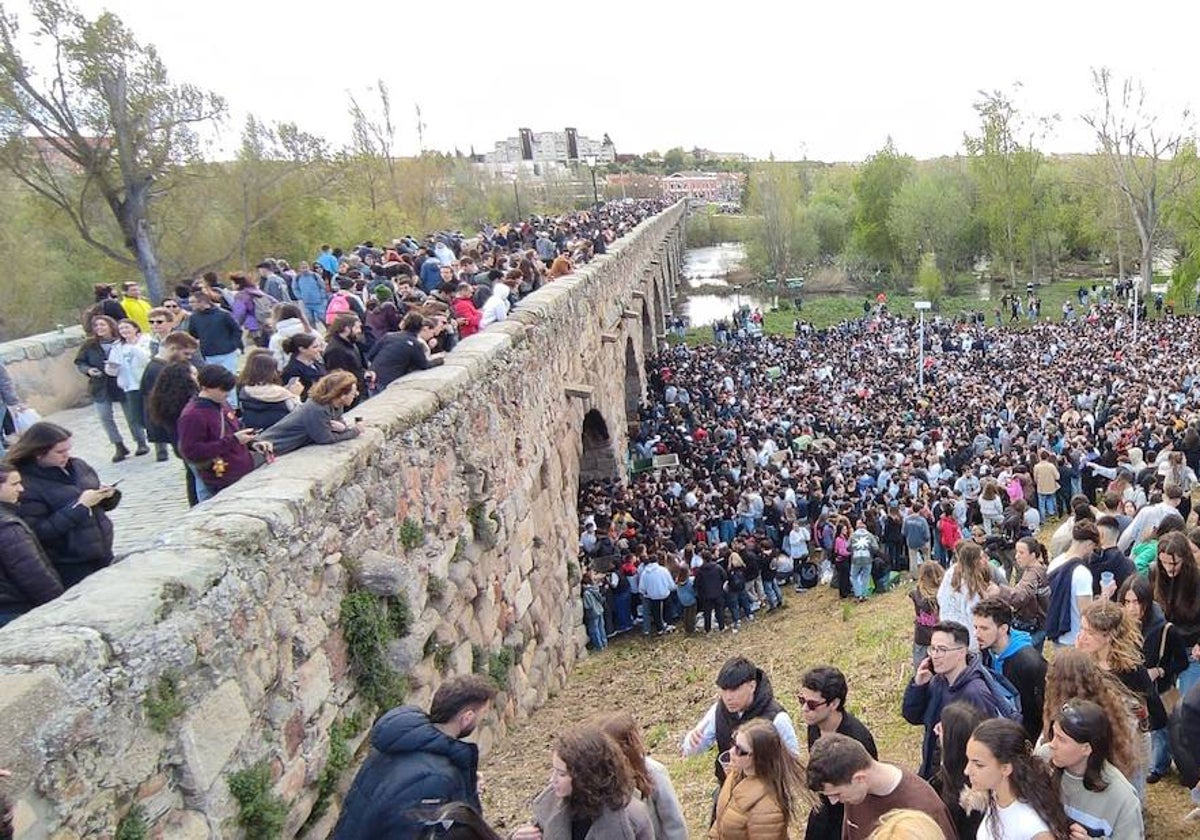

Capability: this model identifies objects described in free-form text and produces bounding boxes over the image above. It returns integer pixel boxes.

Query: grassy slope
[480,583,1195,839]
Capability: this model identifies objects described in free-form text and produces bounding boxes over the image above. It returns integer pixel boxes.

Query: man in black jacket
[324,314,371,403]
[973,597,1047,741]
[799,666,877,840]
[334,674,498,840]
[368,312,433,391]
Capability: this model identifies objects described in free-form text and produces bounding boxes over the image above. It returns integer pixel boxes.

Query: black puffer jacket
[333,705,480,839]
[0,503,63,615]
[16,458,118,584]
[74,340,123,401]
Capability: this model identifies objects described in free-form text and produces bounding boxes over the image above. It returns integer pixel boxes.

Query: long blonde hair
[1081,600,1144,674]
[867,809,947,839]
[916,561,944,601]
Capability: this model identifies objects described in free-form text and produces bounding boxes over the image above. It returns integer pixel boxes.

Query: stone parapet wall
[0,326,89,415]
[0,203,686,838]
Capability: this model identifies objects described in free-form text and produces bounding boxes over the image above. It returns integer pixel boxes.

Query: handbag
[1158,621,1182,714]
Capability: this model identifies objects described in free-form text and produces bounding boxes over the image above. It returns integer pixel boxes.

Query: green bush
[144,671,185,734]
[302,714,363,830]
[114,806,149,840]
[340,591,410,713]
[228,760,288,840]
[399,518,425,550]
[487,647,516,687]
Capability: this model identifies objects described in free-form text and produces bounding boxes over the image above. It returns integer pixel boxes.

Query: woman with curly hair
[966,718,1071,839]
[590,712,686,840]
[146,362,202,505]
[1038,700,1143,839]
[510,727,652,840]
[1076,599,1167,794]
[1039,649,1140,782]
[711,718,812,840]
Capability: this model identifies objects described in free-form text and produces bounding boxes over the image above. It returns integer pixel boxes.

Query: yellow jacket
[709,771,787,840]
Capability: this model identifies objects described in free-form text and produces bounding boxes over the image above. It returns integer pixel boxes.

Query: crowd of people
[0,200,667,627]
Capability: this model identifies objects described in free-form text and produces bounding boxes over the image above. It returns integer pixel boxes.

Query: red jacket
[937,516,962,550]
[452,297,482,338]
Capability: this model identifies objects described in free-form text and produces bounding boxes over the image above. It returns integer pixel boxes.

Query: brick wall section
[0,203,686,839]
[0,326,89,415]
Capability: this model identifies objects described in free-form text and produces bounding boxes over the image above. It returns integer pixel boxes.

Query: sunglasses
[799,696,832,710]
[731,742,752,757]
[149,319,168,324]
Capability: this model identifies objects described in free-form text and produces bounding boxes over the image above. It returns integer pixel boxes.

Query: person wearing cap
[681,656,799,788]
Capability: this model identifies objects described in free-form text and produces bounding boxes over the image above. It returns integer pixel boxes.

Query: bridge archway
[624,337,643,424]
[580,408,620,483]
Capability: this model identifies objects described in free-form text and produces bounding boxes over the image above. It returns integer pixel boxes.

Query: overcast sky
[34,0,1200,161]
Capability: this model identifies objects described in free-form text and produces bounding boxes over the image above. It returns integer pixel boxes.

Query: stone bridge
[0,203,687,838]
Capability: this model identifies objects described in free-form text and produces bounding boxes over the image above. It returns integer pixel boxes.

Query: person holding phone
[4,422,119,587]
[177,365,273,496]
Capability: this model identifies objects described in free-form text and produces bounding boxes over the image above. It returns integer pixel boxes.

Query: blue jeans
[187,462,214,503]
[1037,492,1057,520]
[851,563,872,598]
[762,579,782,608]
[1179,658,1200,696]
[1150,727,1172,775]
[585,614,607,650]
[612,590,633,632]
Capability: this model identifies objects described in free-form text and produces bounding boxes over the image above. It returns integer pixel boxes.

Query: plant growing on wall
[340,590,410,712]
[227,760,287,840]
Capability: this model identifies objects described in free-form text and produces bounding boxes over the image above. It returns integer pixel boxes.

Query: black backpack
[1045,558,1085,642]
[796,561,819,589]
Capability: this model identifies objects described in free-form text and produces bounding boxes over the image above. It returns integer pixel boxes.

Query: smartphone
[354,416,363,423]
[108,479,123,488]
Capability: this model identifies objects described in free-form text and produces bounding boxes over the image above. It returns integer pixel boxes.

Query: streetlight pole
[914,300,931,390]
[584,153,599,207]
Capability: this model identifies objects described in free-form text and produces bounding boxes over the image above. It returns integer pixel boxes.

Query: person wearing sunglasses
[711,719,811,840]
[799,666,877,840]
[1035,700,1143,839]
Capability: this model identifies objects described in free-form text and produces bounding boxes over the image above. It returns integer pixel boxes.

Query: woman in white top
[966,718,1070,839]
[107,319,152,454]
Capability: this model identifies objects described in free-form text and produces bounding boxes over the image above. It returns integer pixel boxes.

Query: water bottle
[1100,571,1115,589]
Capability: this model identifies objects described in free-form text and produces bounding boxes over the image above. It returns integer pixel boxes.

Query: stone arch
[655,264,671,335]
[580,408,620,483]
[641,299,655,359]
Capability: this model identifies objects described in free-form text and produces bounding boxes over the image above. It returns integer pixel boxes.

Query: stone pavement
[38,402,190,557]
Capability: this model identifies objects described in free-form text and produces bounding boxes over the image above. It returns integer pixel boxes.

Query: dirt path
[480,583,1195,839]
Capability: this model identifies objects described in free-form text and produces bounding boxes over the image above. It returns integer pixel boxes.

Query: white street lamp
[914,301,932,390]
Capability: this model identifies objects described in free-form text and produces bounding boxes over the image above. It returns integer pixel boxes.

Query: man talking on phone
[901,621,1005,780]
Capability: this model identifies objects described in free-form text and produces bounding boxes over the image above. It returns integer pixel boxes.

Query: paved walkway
[40,403,190,557]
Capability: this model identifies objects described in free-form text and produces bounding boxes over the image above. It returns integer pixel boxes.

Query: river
[680,243,772,326]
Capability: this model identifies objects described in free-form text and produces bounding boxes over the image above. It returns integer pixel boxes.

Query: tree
[887,166,975,273]
[663,147,686,174]
[0,0,225,302]
[915,252,944,302]
[1083,68,1196,297]
[964,89,1046,285]
[850,139,912,270]
[744,158,808,279]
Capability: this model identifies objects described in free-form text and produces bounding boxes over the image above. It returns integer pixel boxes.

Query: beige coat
[709,771,787,840]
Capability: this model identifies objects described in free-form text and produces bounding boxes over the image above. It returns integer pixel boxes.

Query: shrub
[227,760,288,840]
[399,518,425,551]
[340,591,410,713]
[144,671,185,734]
[114,806,149,840]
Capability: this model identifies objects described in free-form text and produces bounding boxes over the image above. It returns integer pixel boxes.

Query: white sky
[25,0,1200,161]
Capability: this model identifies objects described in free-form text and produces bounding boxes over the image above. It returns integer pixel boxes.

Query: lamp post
[914,300,931,390]
[584,153,599,207]
[512,174,522,220]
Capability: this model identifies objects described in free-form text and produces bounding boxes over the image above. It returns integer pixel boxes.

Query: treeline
[730,83,1200,305]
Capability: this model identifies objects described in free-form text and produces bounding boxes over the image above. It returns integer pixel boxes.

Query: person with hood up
[334,674,498,840]
[480,281,510,329]
[682,656,799,787]
[902,620,1006,780]
[972,597,1047,741]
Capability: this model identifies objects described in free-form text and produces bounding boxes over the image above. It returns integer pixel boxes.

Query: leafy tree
[850,139,912,269]
[887,166,975,272]
[0,0,225,301]
[663,147,686,173]
[915,252,944,301]
[964,89,1049,285]
[744,159,807,279]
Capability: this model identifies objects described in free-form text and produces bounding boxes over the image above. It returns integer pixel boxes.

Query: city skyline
[36,0,1200,162]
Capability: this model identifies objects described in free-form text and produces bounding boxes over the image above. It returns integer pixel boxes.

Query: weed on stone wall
[398,518,425,551]
[114,805,148,840]
[144,670,185,734]
[487,647,515,687]
[340,591,410,713]
[228,760,287,840]
[426,574,447,602]
[300,713,364,832]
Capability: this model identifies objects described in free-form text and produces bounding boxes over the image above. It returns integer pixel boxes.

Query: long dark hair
[938,700,988,813]
[4,421,71,467]
[970,718,1071,838]
[1152,531,1200,623]
[1051,700,1113,793]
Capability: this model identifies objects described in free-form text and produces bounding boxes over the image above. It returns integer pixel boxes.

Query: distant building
[660,170,745,203]
[483,128,615,173]
[691,148,750,163]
